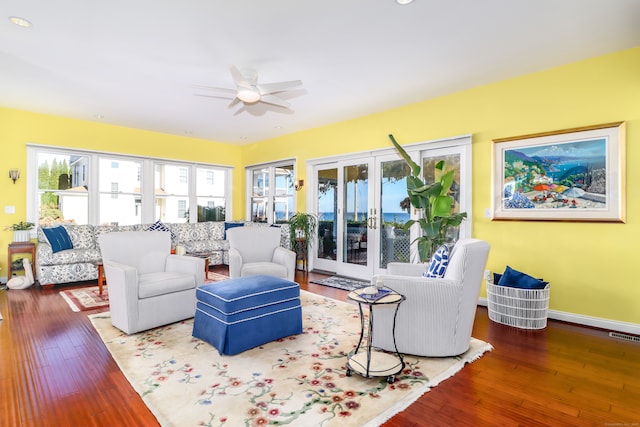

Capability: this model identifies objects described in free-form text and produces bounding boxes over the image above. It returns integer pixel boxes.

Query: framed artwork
[492,122,625,222]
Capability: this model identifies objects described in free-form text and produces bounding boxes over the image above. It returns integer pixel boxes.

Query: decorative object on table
[388,134,467,262]
[227,226,296,281]
[347,287,406,383]
[492,121,625,222]
[6,258,35,289]
[89,290,492,427]
[98,231,205,334]
[5,221,35,243]
[310,275,369,291]
[371,238,490,357]
[487,265,550,329]
[288,212,317,271]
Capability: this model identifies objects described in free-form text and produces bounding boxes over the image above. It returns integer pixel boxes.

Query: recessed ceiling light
[9,16,32,28]
[396,0,414,4]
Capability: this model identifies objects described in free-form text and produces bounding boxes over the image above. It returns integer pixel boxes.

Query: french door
[313,155,413,279]
[310,135,471,280]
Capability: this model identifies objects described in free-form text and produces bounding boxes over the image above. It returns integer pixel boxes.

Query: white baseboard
[478,297,640,335]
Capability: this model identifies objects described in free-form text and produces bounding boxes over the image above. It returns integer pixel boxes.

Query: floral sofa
[35,221,290,288]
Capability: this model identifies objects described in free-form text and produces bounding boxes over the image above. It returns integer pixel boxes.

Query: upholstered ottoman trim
[195,303,301,325]
[196,275,300,313]
[196,296,300,316]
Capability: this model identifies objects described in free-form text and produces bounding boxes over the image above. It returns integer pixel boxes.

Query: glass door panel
[336,160,374,279]
[316,168,338,266]
[379,158,411,268]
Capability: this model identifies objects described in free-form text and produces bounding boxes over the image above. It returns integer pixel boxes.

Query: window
[27,145,232,226]
[177,200,187,219]
[246,161,295,224]
[99,158,141,224]
[196,167,226,221]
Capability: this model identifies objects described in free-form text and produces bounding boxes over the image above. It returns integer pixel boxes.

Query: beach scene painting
[492,122,625,222]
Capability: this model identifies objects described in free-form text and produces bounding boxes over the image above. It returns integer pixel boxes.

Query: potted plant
[389,134,467,262]
[288,212,317,269]
[5,221,36,243]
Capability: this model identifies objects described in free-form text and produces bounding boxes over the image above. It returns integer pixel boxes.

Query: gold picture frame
[492,122,625,222]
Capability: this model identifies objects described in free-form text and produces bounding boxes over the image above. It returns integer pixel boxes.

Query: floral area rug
[89,290,492,427]
[310,276,370,291]
[60,272,229,312]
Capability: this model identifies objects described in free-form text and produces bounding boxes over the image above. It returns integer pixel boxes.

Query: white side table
[346,287,405,384]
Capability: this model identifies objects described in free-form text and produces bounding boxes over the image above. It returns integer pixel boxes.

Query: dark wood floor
[1,267,639,427]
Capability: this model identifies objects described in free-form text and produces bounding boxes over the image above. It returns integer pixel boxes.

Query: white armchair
[371,238,490,357]
[98,231,205,334]
[227,226,296,282]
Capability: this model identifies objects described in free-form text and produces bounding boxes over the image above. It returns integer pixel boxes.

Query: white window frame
[245,159,296,223]
[26,144,234,225]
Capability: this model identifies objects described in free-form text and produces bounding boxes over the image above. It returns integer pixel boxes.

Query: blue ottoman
[192,275,303,355]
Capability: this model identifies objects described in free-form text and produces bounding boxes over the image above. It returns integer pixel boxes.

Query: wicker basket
[486,281,550,329]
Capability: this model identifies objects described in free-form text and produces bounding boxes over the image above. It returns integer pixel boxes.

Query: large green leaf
[389,134,420,177]
[431,195,453,218]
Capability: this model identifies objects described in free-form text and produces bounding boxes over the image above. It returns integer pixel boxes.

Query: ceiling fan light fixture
[237,88,260,103]
[9,16,32,27]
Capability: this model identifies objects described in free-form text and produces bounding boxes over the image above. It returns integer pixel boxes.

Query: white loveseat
[35,221,290,288]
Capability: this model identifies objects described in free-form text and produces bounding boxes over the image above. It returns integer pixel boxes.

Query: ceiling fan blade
[228,97,241,108]
[193,93,236,101]
[230,65,257,88]
[192,85,236,95]
[257,80,302,95]
[259,94,291,108]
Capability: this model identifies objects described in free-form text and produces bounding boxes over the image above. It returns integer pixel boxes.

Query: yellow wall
[1,46,638,326]
[243,47,640,325]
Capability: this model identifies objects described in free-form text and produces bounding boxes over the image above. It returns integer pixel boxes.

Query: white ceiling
[1,0,639,145]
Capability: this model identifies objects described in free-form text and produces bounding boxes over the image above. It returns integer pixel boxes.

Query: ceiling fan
[195,66,303,109]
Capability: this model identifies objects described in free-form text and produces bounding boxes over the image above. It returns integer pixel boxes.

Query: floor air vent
[609,332,640,343]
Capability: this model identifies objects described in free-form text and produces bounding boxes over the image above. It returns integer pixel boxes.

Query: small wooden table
[8,242,36,279]
[94,261,106,295]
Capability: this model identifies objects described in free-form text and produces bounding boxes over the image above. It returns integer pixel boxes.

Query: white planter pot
[13,230,31,242]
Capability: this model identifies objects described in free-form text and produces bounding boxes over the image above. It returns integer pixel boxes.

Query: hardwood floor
[1,267,639,426]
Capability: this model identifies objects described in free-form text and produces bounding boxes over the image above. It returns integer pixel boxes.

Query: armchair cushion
[422,244,450,278]
[139,272,197,298]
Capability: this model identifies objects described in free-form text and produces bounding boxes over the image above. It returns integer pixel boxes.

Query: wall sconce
[8,169,20,184]
[294,179,304,191]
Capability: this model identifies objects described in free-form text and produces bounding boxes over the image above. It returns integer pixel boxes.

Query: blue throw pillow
[42,226,74,253]
[224,222,244,239]
[498,265,548,289]
[146,220,176,239]
[422,244,450,278]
